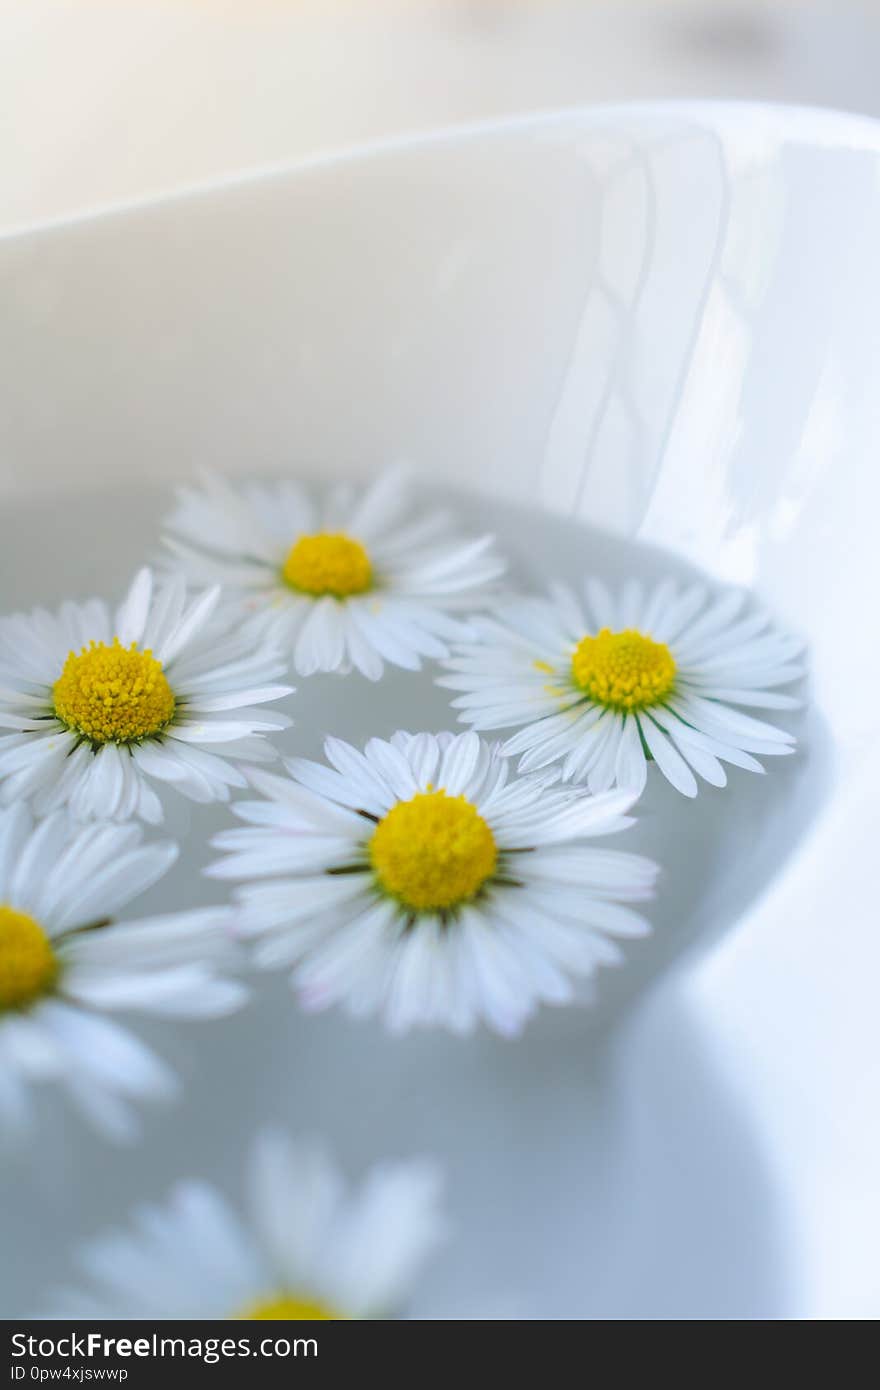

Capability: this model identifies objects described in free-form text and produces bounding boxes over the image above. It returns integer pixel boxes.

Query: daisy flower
[0,805,245,1140]
[439,580,804,799]
[208,731,657,1037]
[0,567,293,823]
[160,470,506,679]
[46,1130,445,1320]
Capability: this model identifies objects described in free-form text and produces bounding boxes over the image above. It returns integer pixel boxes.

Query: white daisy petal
[140,570,187,654]
[344,467,411,540]
[52,843,179,932]
[639,716,699,798]
[247,1134,344,1292]
[0,1011,64,1077]
[614,714,648,797]
[293,900,398,1015]
[346,605,424,671]
[385,924,447,1034]
[133,742,215,802]
[436,730,481,795]
[213,732,656,1036]
[9,810,70,915]
[63,965,248,1019]
[650,583,707,642]
[248,761,371,829]
[587,714,625,795]
[115,568,153,647]
[0,811,245,1139]
[402,731,441,789]
[30,741,92,817]
[524,845,657,894]
[672,691,795,747]
[320,1160,445,1318]
[136,778,165,825]
[45,1130,445,1320]
[184,686,293,713]
[561,710,615,785]
[457,910,534,1037]
[294,600,343,677]
[442,578,802,798]
[279,756,386,817]
[667,723,765,775]
[36,1001,176,1101]
[664,721,727,787]
[342,611,386,680]
[0,569,292,823]
[363,738,420,800]
[234,876,368,939]
[158,470,504,677]
[0,801,33,899]
[156,586,221,666]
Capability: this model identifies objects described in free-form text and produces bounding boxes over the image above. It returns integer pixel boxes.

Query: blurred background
[3,0,880,233]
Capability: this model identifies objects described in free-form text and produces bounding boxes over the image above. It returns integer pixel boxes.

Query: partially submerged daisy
[46,1131,444,1319]
[0,567,293,823]
[160,470,506,679]
[0,805,246,1139]
[440,580,804,798]
[209,731,657,1036]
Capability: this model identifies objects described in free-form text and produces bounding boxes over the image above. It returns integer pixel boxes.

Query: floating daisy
[0,805,245,1139]
[209,731,657,1037]
[439,580,804,798]
[0,567,293,823]
[160,470,506,679]
[46,1130,444,1320]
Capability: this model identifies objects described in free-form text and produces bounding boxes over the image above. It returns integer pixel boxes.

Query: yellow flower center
[238,1294,339,1320]
[370,789,497,913]
[572,628,676,711]
[282,532,373,598]
[53,639,176,745]
[0,906,58,1011]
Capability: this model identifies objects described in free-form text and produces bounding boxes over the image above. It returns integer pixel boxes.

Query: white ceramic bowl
[2,102,879,1319]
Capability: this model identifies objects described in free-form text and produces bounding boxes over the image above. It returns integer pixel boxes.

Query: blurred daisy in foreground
[440,580,804,799]
[161,470,505,679]
[0,805,245,1140]
[0,567,292,823]
[47,1131,444,1320]
[209,731,656,1037]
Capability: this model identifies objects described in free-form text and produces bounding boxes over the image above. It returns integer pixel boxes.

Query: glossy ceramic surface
[1,103,878,1318]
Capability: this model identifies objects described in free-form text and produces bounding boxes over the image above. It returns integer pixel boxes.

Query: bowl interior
[2,103,879,1318]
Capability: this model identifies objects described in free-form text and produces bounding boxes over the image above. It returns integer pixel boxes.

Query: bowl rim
[5,98,880,244]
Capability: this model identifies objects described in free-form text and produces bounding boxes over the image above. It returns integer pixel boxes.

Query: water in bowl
[0,480,831,1317]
